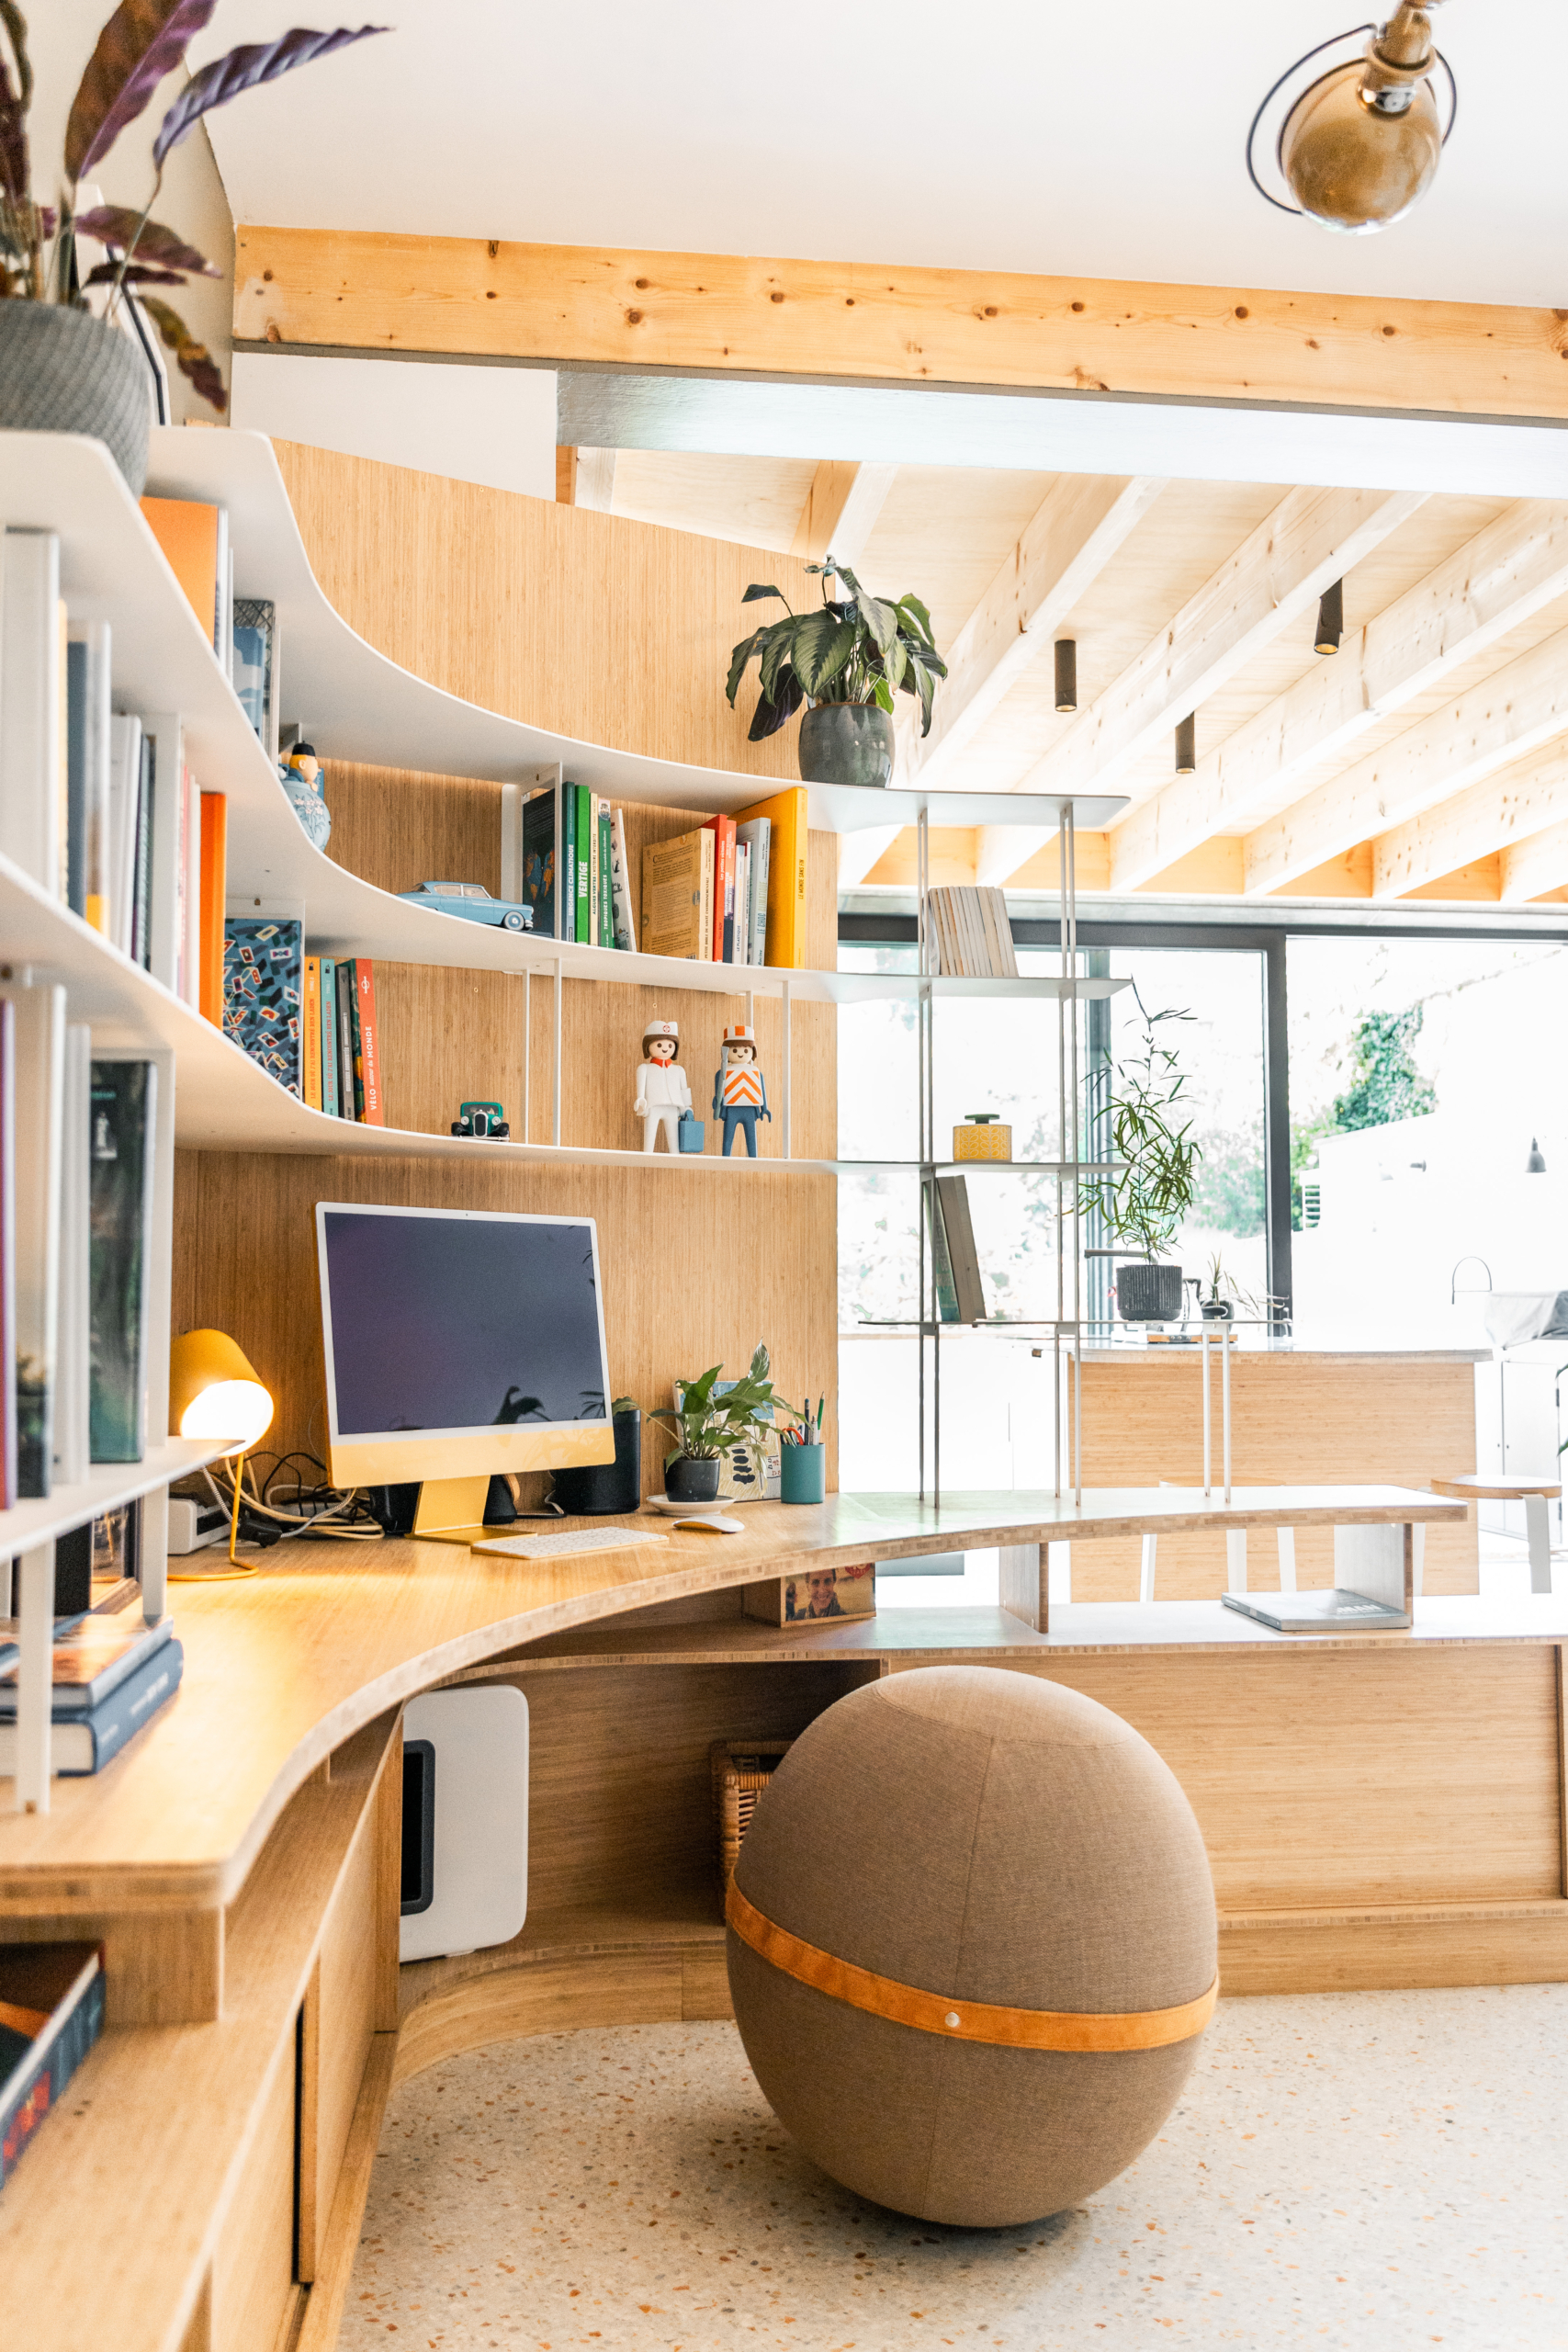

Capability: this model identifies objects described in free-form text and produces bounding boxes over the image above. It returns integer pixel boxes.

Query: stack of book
[301,953,384,1124]
[925,886,1019,978]
[0,1609,184,1777]
[0,1941,106,2191]
[638,790,806,967]
[521,782,637,949]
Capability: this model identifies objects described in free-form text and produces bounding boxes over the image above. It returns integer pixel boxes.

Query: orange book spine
[139,497,220,641]
[355,960,385,1125]
[197,791,227,1025]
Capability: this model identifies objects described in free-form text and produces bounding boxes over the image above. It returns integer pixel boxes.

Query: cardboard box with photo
[743,1563,875,1627]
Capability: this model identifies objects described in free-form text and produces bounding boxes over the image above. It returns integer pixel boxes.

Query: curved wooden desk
[10,1484,1568,2352]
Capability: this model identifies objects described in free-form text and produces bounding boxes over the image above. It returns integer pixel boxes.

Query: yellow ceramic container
[953,1114,1012,1161]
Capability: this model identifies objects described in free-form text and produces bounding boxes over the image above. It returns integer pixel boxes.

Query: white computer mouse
[671,1513,745,1534]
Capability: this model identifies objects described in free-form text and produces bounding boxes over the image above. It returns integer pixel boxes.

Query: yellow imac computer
[314,1202,616,1539]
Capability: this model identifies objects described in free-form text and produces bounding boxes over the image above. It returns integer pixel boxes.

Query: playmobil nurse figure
[712,1023,771,1158]
[637,1020,692,1152]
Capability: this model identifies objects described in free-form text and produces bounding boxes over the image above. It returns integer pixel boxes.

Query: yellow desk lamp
[168,1329,275,1578]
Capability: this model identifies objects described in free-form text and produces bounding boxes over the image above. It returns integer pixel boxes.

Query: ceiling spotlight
[1315,580,1344,656]
[1248,6,1457,236]
[1055,639,1077,713]
[1175,714,1196,776]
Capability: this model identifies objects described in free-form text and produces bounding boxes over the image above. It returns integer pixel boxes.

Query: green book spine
[562,785,577,944]
[575,785,592,944]
[598,805,614,947]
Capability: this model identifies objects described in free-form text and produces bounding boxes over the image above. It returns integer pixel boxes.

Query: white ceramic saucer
[645,1498,744,1533]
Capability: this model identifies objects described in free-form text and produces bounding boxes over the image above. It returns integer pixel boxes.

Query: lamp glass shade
[170,1329,274,1448]
[1280,60,1442,233]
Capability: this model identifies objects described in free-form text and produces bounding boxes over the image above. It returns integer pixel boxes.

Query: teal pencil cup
[780,1444,826,1504]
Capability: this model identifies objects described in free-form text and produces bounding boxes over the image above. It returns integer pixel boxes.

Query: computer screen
[315,1203,615,1486]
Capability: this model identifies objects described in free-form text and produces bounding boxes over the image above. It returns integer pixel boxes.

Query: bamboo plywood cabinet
[211,2034,298,2352]
[237,230,1568,423]
[1067,1352,1481,1600]
[271,439,818,781]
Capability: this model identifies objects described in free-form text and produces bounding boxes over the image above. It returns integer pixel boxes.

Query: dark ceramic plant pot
[551,1408,642,1515]
[0,304,152,493]
[666,1454,722,1504]
[798,702,896,788]
[1115,1261,1184,1323]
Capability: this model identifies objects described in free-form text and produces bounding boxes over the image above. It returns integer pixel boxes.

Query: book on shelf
[48,1499,144,1619]
[222,917,303,1098]
[301,958,322,1112]
[931,1175,987,1323]
[703,814,737,963]
[65,623,112,933]
[734,787,807,967]
[198,793,227,1023]
[351,959,385,1125]
[0,1637,184,1776]
[736,817,772,966]
[0,1611,171,1716]
[54,1024,91,1489]
[88,1060,156,1464]
[0,1943,106,2194]
[926,886,1018,978]
[575,782,593,944]
[521,786,557,938]
[641,827,715,961]
[231,598,280,760]
[319,957,342,1119]
[334,952,356,1117]
[609,807,637,952]
[597,797,614,947]
[3,979,64,1498]
[140,496,224,651]
[181,763,202,1006]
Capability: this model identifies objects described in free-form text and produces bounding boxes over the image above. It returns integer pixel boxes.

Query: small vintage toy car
[452,1100,510,1139]
[398,879,533,932]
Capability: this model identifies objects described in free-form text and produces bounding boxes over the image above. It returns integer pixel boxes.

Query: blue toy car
[397,879,534,933]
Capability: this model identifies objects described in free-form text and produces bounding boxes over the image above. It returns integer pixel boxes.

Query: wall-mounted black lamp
[1314,579,1344,656]
[1055,639,1077,713]
[1175,713,1196,775]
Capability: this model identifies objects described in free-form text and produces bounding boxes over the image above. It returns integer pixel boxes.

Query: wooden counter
[9,1480,1566,2352]
[1073,1343,1489,1600]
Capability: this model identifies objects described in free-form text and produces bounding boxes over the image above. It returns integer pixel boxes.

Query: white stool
[1141,1497,1297,1603]
[1427,1472,1561,1595]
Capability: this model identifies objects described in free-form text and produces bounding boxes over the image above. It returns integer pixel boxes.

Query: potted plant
[1080,993,1202,1324]
[649,1345,799,1503]
[0,7,388,492]
[726,559,946,789]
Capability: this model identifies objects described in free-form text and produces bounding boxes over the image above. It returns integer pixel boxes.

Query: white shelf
[0,1440,232,1564]
[837,1159,1119,1176]
[820,972,1131,1002]
[143,426,1129,837]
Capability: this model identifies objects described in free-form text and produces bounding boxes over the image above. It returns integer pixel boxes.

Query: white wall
[231,354,558,500]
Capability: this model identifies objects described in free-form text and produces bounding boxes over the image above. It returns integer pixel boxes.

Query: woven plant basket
[712,1738,794,1893]
[0,304,152,493]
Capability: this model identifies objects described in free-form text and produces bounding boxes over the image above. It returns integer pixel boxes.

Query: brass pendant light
[1249,6,1457,236]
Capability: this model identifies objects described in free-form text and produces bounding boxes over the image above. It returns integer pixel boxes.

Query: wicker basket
[711,1738,794,1891]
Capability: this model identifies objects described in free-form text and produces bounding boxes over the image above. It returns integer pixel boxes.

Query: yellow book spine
[301,956,322,1110]
[732,786,808,967]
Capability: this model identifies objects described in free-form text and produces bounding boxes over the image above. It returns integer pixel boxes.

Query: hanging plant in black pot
[1078,990,1203,1325]
[726,560,946,790]
[0,6,389,490]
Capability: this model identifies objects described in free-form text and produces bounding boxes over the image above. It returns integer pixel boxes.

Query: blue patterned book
[222,918,303,1097]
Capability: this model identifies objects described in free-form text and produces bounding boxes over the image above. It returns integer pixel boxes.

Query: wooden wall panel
[1066,1354,1480,1601]
[172,1151,839,1503]
[1028,1645,1562,1912]
[311,1806,378,2278]
[274,440,818,779]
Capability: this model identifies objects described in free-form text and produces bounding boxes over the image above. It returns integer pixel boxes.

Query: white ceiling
[197,0,1567,309]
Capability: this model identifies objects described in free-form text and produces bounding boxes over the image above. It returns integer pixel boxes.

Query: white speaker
[400,1685,529,1964]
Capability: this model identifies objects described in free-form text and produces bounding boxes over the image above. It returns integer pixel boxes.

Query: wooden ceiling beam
[978,482,1422,886]
[1110,499,1568,892]
[1500,820,1568,902]
[905,473,1165,791]
[234,227,1568,421]
[1243,622,1568,894]
[789,460,897,566]
[1372,741,1568,897]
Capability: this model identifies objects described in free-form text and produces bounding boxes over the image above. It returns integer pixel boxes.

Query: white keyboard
[469,1525,668,1561]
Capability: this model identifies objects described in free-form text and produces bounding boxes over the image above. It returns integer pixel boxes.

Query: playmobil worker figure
[636,1020,692,1153]
[712,1023,771,1158]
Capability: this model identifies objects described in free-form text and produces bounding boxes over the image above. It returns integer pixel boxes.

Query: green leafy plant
[1080,992,1202,1262]
[648,1344,798,1468]
[726,559,947,742]
[0,4,389,409]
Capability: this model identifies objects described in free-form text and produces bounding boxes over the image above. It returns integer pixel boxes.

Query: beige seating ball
[726,1665,1217,2227]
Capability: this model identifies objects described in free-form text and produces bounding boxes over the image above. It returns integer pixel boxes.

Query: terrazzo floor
[339,1984,1567,2350]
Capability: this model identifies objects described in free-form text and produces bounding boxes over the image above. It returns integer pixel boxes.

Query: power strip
[169,1495,230,1555]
